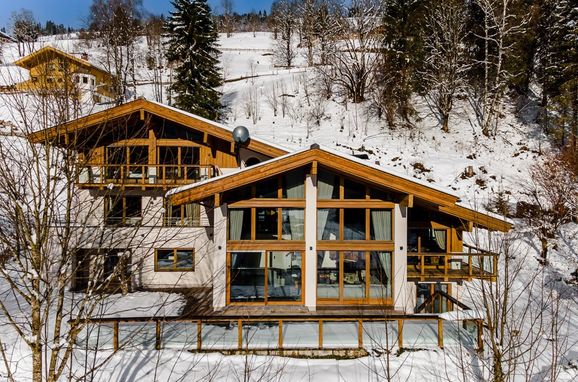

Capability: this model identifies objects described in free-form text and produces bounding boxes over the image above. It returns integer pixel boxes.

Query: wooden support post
[358,320,363,348]
[197,321,202,351]
[397,319,403,349]
[476,320,484,352]
[401,194,414,208]
[113,322,119,351]
[311,160,318,175]
[493,254,497,277]
[155,321,161,350]
[444,254,449,282]
[230,141,235,153]
[318,320,323,349]
[437,319,444,348]
[468,247,473,279]
[215,193,221,207]
[279,320,283,350]
[238,319,243,350]
[203,132,208,144]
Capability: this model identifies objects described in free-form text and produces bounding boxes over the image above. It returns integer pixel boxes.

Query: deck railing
[407,246,498,282]
[77,164,215,187]
[74,315,483,354]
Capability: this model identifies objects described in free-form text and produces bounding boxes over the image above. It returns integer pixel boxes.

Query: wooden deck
[407,251,498,282]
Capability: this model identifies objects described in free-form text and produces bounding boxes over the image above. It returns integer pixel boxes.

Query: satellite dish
[232,125,250,144]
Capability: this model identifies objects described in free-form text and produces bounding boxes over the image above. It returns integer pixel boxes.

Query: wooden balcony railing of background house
[73,314,484,355]
[77,164,215,188]
[407,242,498,282]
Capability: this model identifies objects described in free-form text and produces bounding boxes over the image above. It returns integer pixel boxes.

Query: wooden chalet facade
[13,46,115,101]
[29,98,511,353]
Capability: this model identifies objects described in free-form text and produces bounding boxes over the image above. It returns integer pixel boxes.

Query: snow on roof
[166,144,460,199]
[147,99,291,155]
[0,65,29,86]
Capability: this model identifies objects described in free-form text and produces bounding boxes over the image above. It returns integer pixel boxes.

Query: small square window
[83,77,88,84]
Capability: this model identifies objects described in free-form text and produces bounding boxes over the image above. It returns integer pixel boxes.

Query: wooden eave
[27,98,288,159]
[439,205,512,232]
[169,148,457,207]
[169,148,512,232]
[14,46,111,77]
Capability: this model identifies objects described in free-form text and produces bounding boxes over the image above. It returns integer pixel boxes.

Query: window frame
[316,250,394,305]
[104,195,142,226]
[228,207,305,242]
[226,250,304,305]
[163,198,201,227]
[154,248,195,272]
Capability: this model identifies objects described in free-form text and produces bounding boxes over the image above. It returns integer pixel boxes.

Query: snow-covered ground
[0,32,577,381]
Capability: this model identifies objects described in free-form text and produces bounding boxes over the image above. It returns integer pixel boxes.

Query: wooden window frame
[104,195,142,226]
[226,250,304,306]
[154,248,195,272]
[227,207,306,243]
[163,198,201,227]
[416,282,453,313]
[316,250,394,306]
[317,207,394,243]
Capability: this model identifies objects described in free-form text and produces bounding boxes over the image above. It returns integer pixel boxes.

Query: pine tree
[165,0,223,120]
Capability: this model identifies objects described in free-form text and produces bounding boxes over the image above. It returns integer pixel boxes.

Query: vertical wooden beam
[238,319,243,350]
[230,141,235,153]
[203,132,208,144]
[311,160,318,175]
[140,108,145,121]
[113,322,119,351]
[155,321,161,350]
[197,321,202,351]
[358,319,363,348]
[397,319,403,349]
[437,319,444,348]
[278,320,284,351]
[214,193,221,207]
[318,320,323,349]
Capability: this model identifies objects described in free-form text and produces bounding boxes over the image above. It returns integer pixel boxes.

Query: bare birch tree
[467,0,523,137]
[271,0,298,68]
[422,0,470,133]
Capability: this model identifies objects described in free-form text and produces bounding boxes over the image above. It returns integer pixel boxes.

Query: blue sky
[0,0,273,30]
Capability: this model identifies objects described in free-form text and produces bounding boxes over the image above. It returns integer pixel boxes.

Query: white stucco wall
[212,203,228,309]
[304,174,317,309]
[393,204,410,312]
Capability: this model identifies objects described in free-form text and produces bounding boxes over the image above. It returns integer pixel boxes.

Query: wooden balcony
[407,246,498,282]
[77,164,215,189]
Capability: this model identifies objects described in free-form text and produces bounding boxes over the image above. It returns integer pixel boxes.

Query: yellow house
[14,46,116,102]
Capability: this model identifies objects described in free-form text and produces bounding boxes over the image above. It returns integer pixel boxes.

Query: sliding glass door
[228,251,302,304]
[317,251,392,304]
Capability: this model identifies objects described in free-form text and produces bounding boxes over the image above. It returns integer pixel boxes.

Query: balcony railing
[77,164,215,187]
[74,314,483,353]
[407,245,498,282]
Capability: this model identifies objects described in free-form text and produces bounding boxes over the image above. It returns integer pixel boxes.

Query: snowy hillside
[0,32,576,381]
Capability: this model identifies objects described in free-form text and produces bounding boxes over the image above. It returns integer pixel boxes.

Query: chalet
[29,98,512,354]
[14,46,115,102]
[0,30,16,43]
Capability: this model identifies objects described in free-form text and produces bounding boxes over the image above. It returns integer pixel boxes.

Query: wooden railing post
[358,319,363,349]
[319,320,323,349]
[493,254,497,277]
[237,319,243,350]
[397,319,403,349]
[468,247,473,279]
[437,319,444,348]
[197,321,202,351]
[444,254,449,282]
[155,320,161,350]
[279,320,283,351]
[113,321,119,351]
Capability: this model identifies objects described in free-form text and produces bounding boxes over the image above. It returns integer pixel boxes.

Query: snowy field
[0,32,577,381]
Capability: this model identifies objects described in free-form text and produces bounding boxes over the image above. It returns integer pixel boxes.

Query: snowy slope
[0,32,576,382]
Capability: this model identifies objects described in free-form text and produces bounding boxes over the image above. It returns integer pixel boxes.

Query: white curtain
[317,209,330,240]
[371,210,392,241]
[185,203,200,226]
[286,209,304,240]
[318,172,336,199]
[285,170,304,199]
[377,252,392,298]
[229,209,244,240]
[433,229,446,251]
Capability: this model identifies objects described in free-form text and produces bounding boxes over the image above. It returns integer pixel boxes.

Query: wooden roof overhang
[14,46,112,77]
[27,98,289,158]
[168,146,512,232]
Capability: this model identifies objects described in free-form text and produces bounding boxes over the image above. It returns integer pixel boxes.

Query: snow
[0,31,577,382]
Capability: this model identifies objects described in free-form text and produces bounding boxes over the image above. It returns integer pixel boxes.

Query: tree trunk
[441,113,449,133]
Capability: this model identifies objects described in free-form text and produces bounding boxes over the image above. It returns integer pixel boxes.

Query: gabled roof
[0,31,16,42]
[14,46,111,76]
[27,98,289,158]
[167,144,512,232]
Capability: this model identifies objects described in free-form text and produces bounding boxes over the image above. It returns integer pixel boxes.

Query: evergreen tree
[165,0,223,120]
